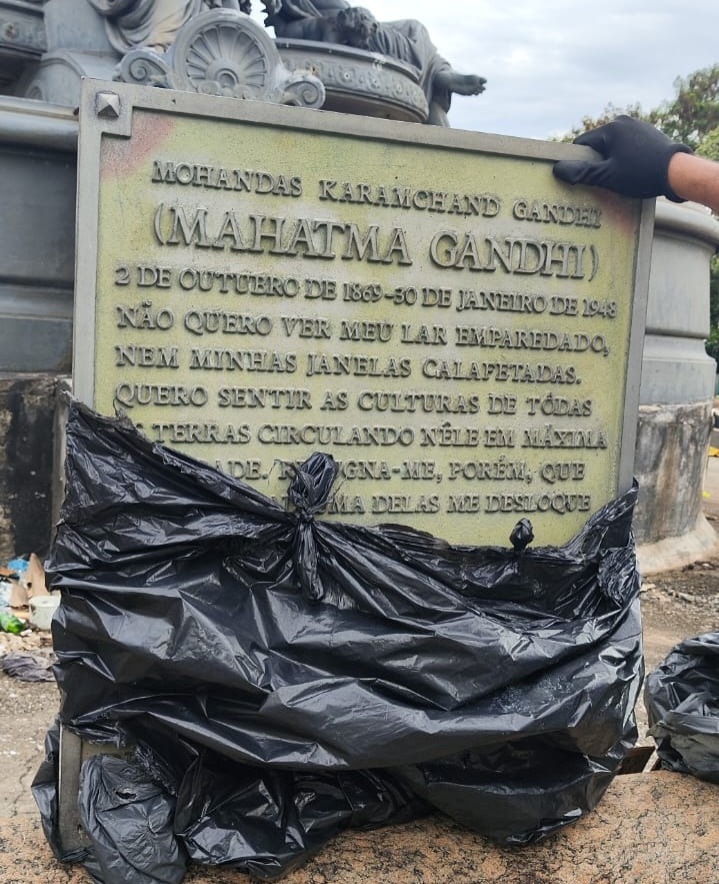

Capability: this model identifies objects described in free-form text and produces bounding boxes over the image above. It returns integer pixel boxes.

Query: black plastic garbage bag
[79,754,186,884]
[37,401,643,879]
[645,632,719,783]
[173,756,426,878]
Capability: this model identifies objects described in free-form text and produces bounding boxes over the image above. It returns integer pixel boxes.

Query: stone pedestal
[0,374,57,560]
[635,199,719,572]
[0,97,75,558]
[16,2,327,109]
[1,90,719,563]
[0,97,76,374]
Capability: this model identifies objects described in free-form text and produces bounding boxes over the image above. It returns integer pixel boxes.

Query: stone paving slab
[1,772,717,883]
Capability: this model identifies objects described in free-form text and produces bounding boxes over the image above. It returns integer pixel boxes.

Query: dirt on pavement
[641,558,719,669]
[0,632,56,817]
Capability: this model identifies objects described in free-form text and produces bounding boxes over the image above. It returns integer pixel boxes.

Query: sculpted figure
[354,7,486,126]
[89,0,251,53]
[263,1,485,125]
[263,0,348,37]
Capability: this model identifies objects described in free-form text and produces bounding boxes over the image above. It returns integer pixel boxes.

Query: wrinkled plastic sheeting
[645,632,719,783]
[79,754,186,884]
[173,757,425,877]
[1,651,56,681]
[36,401,644,879]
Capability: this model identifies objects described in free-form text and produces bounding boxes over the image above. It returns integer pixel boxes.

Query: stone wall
[634,200,719,569]
[0,375,57,560]
[634,401,712,544]
[0,98,75,558]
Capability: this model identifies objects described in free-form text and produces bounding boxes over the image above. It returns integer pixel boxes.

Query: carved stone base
[633,401,713,547]
[117,11,324,108]
[21,8,325,110]
[276,39,429,123]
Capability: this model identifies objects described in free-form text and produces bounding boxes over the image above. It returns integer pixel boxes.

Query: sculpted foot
[450,73,486,95]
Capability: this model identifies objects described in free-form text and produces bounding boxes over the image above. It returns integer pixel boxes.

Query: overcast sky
[252,1,718,141]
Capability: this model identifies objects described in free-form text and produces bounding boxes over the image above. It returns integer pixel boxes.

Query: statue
[79,0,482,124]
[87,0,251,54]
[262,1,486,125]
[81,0,325,110]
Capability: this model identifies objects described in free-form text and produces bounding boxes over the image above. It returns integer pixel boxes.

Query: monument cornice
[0,93,76,149]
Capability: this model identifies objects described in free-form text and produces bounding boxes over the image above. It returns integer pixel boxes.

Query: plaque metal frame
[74,79,653,546]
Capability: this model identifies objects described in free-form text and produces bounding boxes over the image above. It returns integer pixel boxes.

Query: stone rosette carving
[115,9,324,108]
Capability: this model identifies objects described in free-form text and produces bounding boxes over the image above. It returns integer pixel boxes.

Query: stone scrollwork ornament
[115,48,169,88]
[110,8,324,108]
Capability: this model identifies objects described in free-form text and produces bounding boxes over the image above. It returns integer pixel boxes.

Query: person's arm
[553,115,704,205]
[667,152,719,213]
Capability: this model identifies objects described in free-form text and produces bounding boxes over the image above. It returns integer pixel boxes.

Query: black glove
[553,115,692,201]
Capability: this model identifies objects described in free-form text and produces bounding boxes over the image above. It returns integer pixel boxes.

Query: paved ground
[639,455,719,671]
[0,636,55,819]
[1,771,718,883]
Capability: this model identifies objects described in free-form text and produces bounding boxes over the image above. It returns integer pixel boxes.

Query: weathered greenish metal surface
[74,80,653,546]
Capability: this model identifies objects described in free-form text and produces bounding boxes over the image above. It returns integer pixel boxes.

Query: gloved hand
[553,115,692,201]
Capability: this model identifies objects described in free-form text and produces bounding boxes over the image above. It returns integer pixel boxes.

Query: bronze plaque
[75,82,652,546]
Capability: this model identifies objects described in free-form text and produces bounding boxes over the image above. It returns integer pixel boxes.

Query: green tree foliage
[561,103,647,142]
[561,64,719,149]
[705,257,719,368]
[696,126,719,162]
[648,65,719,150]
